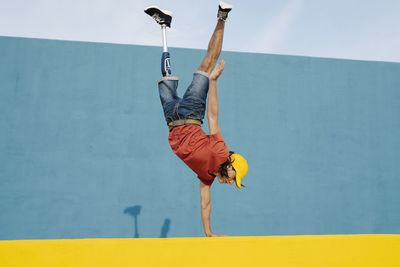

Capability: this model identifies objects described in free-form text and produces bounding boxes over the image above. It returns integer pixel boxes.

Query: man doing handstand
[145,1,248,237]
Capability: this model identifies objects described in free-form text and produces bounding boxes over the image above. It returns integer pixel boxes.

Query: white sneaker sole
[219,1,233,10]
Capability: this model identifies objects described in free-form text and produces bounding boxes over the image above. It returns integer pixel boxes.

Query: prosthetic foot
[218,1,233,21]
[144,6,173,28]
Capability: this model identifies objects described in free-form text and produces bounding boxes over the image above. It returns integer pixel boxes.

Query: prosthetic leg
[144,6,175,77]
[145,6,179,123]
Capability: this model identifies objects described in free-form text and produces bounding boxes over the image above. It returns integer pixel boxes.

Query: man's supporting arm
[199,181,226,237]
[199,181,212,236]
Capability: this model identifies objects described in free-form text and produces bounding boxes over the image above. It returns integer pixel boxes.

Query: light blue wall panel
[1,36,399,240]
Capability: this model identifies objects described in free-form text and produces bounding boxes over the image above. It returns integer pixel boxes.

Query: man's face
[218,165,236,185]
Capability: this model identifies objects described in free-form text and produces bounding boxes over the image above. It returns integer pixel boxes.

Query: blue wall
[1,36,400,240]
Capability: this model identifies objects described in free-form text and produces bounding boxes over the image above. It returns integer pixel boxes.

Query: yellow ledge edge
[1,234,400,267]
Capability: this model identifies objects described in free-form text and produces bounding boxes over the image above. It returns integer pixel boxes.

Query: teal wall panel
[1,36,400,239]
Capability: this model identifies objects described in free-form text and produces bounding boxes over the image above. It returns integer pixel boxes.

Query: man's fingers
[216,60,225,67]
[220,61,225,71]
[217,60,225,72]
[210,60,226,80]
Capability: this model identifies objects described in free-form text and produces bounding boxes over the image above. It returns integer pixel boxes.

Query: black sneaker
[218,1,233,21]
[144,6,173,28]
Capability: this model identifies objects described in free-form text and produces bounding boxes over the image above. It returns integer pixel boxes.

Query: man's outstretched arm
[207,60,225,135]
[199,181,226,237]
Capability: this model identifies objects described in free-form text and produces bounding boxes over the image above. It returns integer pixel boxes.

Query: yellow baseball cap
[230,153,248,189]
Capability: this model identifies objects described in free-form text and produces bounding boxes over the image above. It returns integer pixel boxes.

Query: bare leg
[198,20,225,74]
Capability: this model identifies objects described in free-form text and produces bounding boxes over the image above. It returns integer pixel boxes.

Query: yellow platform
[1,235,400,267]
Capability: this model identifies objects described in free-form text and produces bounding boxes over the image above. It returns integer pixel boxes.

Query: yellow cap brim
[235,169,244,189]
[235,178,241,188]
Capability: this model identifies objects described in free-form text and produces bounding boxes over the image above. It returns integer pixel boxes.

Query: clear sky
[1,0,400,62]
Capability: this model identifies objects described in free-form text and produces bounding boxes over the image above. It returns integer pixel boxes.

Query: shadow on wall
[160,218,171,238]
[124,205,171,238]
